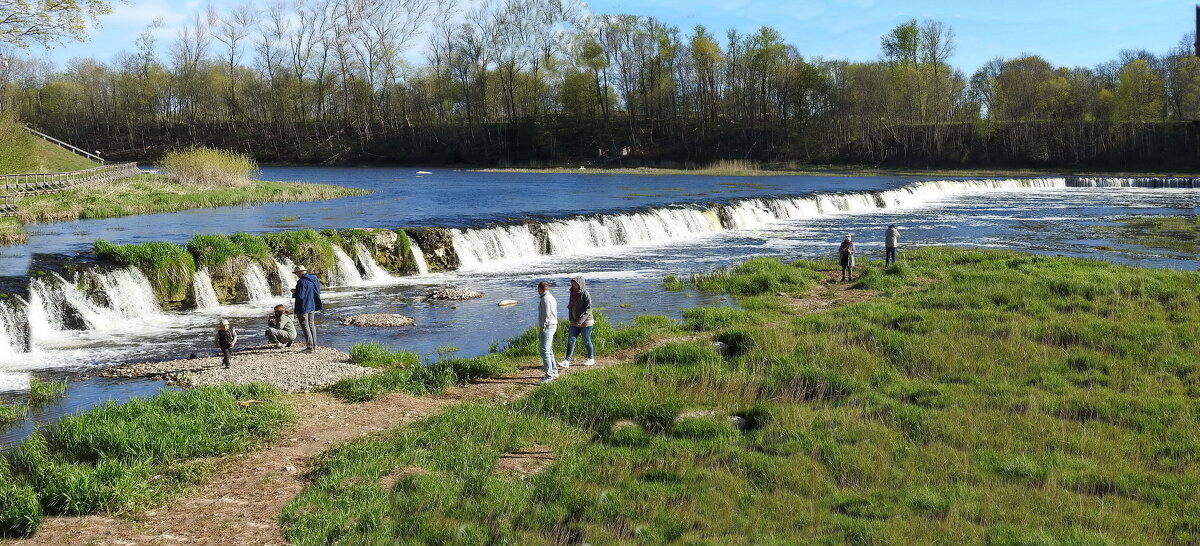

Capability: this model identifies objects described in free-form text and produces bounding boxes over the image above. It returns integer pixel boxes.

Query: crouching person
[266,304,297,348]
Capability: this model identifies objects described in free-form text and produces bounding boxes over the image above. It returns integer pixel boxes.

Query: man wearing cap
[292,265,323,352]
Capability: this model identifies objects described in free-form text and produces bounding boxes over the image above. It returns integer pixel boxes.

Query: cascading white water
[94,268,164,320]
[27,278,66,349]
[192,269,220,310]
[241,263,275,302]
[451,225,542,268]
[409,241,430,275]
[354,242,395,283]
[275,257,296,296]
[331,246,366,286]
[0,300,21,357]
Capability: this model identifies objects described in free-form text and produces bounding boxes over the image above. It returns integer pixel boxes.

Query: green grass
[160,146,259,187]
[1,384,292,537]
[93,240,196,304]
[15,174,366,224]
[0,218,28,245]
[284,247,1200,544]
[1095,215,1200,254]
[327,354,513,403]
[349,342,421,368]
[690,257,823,296]
[0,115,96,174]
[262,229,336,280]
[28,378,67,406]
[0,402,28,426]
[185,232,273,274]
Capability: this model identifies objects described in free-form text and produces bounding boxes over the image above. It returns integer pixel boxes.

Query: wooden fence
[0,163,142,217]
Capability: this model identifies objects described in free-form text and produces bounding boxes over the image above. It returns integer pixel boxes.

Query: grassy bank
[475,163,1200,178]
[1096,215,1200,254]
[283,248,1200,544]
[0,116,96,174]
[0,218,27,245]
[15,174,366,224]
[0,384,293,537]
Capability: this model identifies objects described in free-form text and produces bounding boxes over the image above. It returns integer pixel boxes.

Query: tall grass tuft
[349,342,420,368]
[0,218,28,246]
[690,257,821,296]
[329,354,512,402]
[28,378,67,406]
[0,460,41,537]
[93,240,196,303]
[0,401,28,425]
[262,230,336,279]
[160,147,259,187]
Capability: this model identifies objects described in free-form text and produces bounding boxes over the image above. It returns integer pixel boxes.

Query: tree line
[2,0,1200,168]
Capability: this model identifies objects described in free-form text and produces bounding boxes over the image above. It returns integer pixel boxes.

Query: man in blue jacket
[292,264,323,353]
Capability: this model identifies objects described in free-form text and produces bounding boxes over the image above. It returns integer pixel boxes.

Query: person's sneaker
[559,360,571,369]
[538,376,555,385]
[286,341,293,348]
[583,359,595,366]
[302,346,315,353]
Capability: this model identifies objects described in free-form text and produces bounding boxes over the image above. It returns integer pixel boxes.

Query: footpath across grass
[282,247,1200,545]
[0,384,293,537]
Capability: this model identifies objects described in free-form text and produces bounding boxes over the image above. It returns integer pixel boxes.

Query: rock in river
[338,313,417,327]
[426,287,483,301]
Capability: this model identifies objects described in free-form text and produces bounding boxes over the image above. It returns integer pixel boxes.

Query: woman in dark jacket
[839,234,856,282]
[560,276,595,368]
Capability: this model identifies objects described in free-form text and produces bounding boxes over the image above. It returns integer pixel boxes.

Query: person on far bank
[292,265,323,353]
[560,276,595,368]
[537,281,559,384]
[266,304,297,348]
[214,319,237,369]
[884,224,901,266]
[839,234,856,282]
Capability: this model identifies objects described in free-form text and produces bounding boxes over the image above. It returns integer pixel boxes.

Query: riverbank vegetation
[0,384,292,537]
[0,218,27,245]
[161,147,259,187]
[1097,215,1200,254]
[6,4,1200,169]
[283,248,1200,544]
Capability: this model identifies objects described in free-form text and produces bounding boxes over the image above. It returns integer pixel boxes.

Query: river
[0,168,1197,444]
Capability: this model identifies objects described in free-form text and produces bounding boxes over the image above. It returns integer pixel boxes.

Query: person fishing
[214,319,237,369]
[536,281,559,384]
[266,304,297,348]
[292,265,323,353]
[560,276,595,368]
[884,224,901,266]
[839,234,856,281]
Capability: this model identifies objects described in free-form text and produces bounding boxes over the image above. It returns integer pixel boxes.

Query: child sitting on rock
[214,319,238,369]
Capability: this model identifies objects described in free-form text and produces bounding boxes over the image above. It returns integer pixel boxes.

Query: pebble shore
[100,345,378,393]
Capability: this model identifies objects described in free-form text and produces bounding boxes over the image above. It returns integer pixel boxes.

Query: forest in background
[3,0,1200,169]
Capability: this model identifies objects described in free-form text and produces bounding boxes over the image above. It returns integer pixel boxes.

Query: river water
[0,168,1197,444]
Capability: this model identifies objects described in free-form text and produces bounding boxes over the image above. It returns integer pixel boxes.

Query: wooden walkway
[0,163,142,217]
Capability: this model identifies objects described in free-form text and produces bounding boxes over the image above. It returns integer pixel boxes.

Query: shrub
[160,147,259,187]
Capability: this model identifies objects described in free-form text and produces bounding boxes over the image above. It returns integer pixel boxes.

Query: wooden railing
[23,127,107,164]
[0,163,142,217]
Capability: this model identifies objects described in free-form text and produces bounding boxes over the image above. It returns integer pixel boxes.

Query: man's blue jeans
[885,247,898,266]
[565,325,594,360]
[540,326,558,379]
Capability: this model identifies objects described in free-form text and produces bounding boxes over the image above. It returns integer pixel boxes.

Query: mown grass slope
[283,248,1200,545]
[0,116,96,174]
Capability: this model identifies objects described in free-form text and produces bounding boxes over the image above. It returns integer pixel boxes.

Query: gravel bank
[338,313,416,327]
[101,345,378,393]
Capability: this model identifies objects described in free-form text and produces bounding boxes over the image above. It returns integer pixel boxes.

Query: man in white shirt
[537,281,558,384]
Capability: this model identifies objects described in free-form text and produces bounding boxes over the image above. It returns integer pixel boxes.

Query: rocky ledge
[425,287,483,301]
[338,313,417,327]
[100,345,378,393]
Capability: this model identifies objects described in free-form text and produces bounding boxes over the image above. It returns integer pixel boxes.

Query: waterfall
[275,257,296,296]
[354,242,395,283]
[0,370,29,392]
[94,268,163,320]
[409,241,430,275]
[241,263,275,302]
[192,269,220,310]
[0,300,23,357]
[331,246,366,286]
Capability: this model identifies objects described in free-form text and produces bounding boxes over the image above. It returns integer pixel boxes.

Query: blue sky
[32,0,1200,74]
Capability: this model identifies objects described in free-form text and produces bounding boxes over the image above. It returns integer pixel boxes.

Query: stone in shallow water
[338,314,417,327]
[497,299,519,306]
[425,287,483,301]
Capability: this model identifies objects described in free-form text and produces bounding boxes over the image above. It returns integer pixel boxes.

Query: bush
[160,147,259,187]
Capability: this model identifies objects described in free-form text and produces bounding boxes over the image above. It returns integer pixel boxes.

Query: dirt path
[15,272,877,545]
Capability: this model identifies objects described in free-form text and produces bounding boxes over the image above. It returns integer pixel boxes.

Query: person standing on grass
[560,276,595,368]
[884,224,901,266]
[266,304,297,348]
[839,234,856,281]
[214,319,237,369]
[537,281,559,384]
[292,265,323,353]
